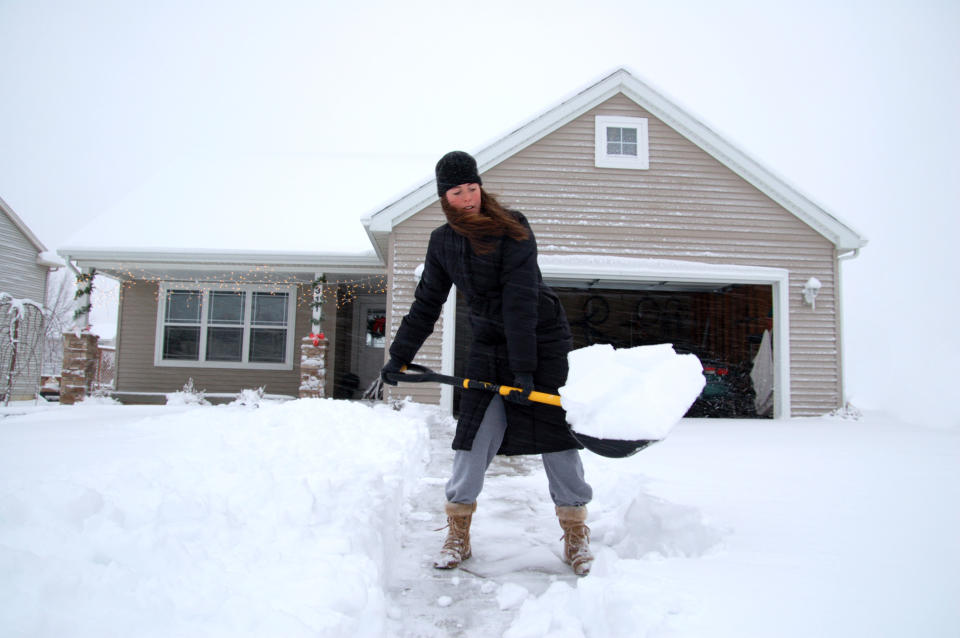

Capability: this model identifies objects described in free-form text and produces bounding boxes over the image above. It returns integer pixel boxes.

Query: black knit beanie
[435,151,482,198]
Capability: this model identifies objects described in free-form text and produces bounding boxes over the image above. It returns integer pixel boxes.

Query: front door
[353,297,386,394]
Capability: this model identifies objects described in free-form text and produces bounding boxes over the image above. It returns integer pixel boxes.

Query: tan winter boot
[433,501,476,569]
[556,505,593,576]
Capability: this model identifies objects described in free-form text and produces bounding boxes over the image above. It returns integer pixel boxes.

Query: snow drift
[0,399,430,638]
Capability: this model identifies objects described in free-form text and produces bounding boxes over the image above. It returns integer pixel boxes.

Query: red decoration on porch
[368,316,386,338]
[309,332,325,346]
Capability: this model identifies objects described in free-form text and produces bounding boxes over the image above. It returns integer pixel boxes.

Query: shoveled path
[385,407,578,638]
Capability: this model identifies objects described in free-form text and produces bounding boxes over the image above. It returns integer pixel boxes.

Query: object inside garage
[454,283,774,419]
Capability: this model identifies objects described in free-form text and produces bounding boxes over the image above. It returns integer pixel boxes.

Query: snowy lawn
[1,399,958,637]
[519,414,960,637]
[0,398,430,638]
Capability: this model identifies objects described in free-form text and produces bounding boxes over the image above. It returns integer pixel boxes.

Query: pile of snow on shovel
[560,343,705,441]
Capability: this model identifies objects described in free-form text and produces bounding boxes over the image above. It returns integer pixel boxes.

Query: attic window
[595,115,649,170]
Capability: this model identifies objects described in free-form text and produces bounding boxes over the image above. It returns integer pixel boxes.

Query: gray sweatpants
[445,395,593,507]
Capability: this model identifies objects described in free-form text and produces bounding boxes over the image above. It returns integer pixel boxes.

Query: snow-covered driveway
[1,399,958,637]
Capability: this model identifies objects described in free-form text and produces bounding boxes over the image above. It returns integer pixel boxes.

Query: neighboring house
[60,69,866,416]
[1,195,63,400]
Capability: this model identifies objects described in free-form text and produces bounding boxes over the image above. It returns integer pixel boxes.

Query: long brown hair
[441,189,530,254]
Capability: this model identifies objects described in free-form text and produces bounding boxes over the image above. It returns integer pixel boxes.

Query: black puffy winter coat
[389,211,581,455]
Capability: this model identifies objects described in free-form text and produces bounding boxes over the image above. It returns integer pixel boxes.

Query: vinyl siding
[115,281,312,398]
[389,94,842,416]
[0,210,47,303]
[1,209,49,399]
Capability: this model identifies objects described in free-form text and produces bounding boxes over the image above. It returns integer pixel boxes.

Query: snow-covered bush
[231,386,266,408]
[165,378,210,406]
[829,402,863,420]
[78,390,121,406]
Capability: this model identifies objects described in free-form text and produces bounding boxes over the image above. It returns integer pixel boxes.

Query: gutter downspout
[836,247,861,410]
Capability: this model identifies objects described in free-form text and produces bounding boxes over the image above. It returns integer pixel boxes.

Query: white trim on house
[438,255,793,418]
[594,115,649,169]
[0,195,48,254]
[363,68,866,253]
[153,282,298,371]
[60,247,383,274]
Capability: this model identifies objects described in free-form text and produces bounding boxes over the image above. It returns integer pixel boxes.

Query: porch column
[299,274,327,399]
[60,332,100,404]
[60,268,99,404]
[299,335,328,399]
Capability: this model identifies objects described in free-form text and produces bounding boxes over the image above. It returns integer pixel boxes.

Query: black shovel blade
[570,431,658,458]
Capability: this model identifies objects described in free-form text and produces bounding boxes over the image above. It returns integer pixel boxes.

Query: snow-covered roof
[364,68,868,253]
[61,246,385,283]
[58,152,429,269]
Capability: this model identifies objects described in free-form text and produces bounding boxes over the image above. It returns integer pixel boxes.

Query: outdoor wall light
[802,277,822,309]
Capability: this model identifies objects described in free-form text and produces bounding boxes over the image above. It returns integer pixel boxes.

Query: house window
[156,284,296,370]
[594,115,649,169]
[163,290,203,360]
[250,292,288,363]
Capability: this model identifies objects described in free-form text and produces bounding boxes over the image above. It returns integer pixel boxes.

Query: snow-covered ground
[1,398,958,637]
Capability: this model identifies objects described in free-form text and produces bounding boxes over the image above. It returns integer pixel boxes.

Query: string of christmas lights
[107,266,387,311]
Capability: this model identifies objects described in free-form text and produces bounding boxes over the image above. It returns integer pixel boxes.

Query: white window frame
[154,282,297,370]
[594,115,649,170]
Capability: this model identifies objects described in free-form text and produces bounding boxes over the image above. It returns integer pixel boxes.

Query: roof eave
[58,246,385,273]
[615,74,869,251]
[364,70,626,232]
[365,67,867,252]
[1,194,49,254]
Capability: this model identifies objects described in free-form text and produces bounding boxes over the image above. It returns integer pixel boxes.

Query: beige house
[61,69,865,416]
[366,69,866,418]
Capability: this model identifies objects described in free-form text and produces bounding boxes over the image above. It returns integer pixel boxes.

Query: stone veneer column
[299,335,328,399]
[60,332,100,405]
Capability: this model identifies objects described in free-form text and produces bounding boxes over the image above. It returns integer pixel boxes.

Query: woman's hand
[505,373,535,405]
[380,357,405,386]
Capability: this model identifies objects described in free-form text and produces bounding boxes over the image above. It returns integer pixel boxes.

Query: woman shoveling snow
[382,151,706,578]
[381,151,595,576]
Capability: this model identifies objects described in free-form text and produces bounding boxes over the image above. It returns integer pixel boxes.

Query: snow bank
[559,344,705,441]
[503,415,960,637]
[0,398,431,638]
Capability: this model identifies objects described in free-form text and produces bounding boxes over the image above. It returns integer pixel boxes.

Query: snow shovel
[384,363,657,458]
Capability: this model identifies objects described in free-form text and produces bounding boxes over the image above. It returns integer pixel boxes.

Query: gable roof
[363,68,867,255]
[1,194,63,268]
[1,194,47,253]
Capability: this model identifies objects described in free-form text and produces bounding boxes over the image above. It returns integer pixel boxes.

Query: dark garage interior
[455,283,774,418]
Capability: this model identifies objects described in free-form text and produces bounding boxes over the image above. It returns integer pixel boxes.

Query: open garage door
[441,257,790,419]
[554,284,774,418]
[452,282,775,419]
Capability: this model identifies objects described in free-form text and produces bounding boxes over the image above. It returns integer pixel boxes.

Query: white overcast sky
[1,0,958,424]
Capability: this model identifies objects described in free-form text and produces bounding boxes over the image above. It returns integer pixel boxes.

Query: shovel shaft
[388,364,563,407]
[386,362,655,458]
[465,379,563,407]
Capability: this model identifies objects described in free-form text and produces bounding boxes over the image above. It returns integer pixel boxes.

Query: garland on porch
[308,275,326,346]
[309,275,327,319]
[72,270,95,321]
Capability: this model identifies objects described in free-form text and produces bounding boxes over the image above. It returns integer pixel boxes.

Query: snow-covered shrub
[231,387,266,408]
[165,378,210,406]
[829,402,863,420]
[78,390,121,405]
